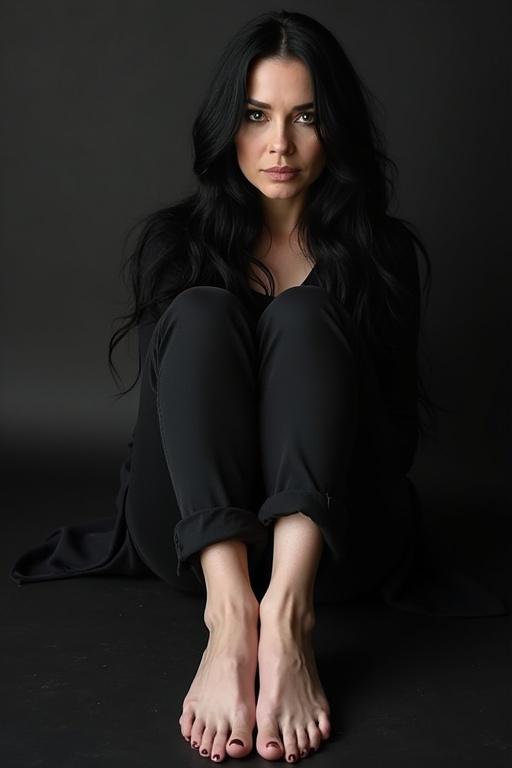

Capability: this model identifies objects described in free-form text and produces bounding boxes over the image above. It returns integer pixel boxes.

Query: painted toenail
[229,739,244,747]
[267,741,280,748]
[212,755,220,761]
[301,749,308,756]
[201,748,208,755]
[192,741,198,748]
[288,755,296,763]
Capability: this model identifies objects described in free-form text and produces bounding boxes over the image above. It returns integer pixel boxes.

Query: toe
[306,721,322,753]
[282,727,299,763]
[317,710,331,740]
[179,708,195,742]
[256,719,284,761]
[225,707,254,758]
[296,727,310,759]
[199,726,215,758]
[226,729,253,758]
[190,717,206,751]
[210,723,229,762]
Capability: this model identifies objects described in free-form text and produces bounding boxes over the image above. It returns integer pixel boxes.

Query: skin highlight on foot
[254,593,331,762]
[178,597,259,762]
[179,539,260,762]
[178,592,331,764]
[179,511,330,762]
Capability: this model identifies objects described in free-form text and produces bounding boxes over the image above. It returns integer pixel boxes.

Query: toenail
[201,748,208,755]
[229,739,244,747]
[301,749,308,757]
[288,755,296,763]
[212,755,220,761]
[267,741,280,748]
[192,741,198,748]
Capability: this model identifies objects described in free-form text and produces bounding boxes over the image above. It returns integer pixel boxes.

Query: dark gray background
[1,0,511,503]
[3,5,512,768]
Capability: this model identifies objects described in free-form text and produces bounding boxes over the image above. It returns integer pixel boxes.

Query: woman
[11,9,508,765]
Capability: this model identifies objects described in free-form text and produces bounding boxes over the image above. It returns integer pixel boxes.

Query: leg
[127,286,268,761]
[151,286,269,587]
[126,287,267,595]
[253,285,358,761]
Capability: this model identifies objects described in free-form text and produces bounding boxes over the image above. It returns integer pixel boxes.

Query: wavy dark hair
[108,9,442,442]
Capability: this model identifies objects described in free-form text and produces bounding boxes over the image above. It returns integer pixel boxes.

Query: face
[234,57,326,204]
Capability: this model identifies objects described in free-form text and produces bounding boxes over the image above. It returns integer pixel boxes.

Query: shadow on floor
[2,444,512,767]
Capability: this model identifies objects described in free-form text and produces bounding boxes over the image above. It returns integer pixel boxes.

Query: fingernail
[229,738,244,747]
[267,741,280,748]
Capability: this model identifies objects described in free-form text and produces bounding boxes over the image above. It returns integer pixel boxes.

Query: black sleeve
[134,227,185,373]
[116,225,186,469]
[377,230,421,476]
[118,312,158,456]
[138,312,159,373]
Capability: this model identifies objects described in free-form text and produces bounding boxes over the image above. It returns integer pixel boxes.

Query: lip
[263,166,299,173]
[263,167,300,181]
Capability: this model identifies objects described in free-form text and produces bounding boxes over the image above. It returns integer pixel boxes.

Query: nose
[268,119,294,155]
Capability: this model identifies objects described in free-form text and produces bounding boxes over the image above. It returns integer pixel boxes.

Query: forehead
[246,57,314,103]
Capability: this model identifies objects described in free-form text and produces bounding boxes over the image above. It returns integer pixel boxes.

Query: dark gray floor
[3,444,512,768]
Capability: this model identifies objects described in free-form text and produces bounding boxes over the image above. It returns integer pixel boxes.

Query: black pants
[124,284,410,604]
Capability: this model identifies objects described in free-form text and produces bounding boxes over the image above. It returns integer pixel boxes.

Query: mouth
[263,168,300,181]
[263,166,299,173]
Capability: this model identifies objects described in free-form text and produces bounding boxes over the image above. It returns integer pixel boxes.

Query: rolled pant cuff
[257,489,348,562]
[173,506,269,581]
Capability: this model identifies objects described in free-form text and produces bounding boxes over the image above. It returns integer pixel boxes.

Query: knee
[260,285,332,323]
[156,285,247,333]
[258,285,355,349]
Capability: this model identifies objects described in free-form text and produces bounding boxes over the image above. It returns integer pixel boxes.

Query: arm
[378,230,421,476]
[138,311,159,373]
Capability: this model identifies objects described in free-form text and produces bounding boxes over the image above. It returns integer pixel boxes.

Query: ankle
[259,587,316,634]
[204,589,259,631]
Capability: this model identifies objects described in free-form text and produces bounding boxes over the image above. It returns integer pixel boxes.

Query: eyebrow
[246,98,315,111]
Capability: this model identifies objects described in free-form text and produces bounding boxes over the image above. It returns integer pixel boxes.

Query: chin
[259,181,303,196]
[261,190,296,200]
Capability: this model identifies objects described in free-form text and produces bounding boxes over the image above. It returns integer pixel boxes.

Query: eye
[297,111,316,124]
[246,109,265,122]
[245,109,316,125]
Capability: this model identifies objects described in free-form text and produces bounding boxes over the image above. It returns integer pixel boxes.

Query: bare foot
[255,594,331,762]
[179,598,259,762]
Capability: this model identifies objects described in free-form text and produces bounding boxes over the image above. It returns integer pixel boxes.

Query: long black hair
[108,9,441,442]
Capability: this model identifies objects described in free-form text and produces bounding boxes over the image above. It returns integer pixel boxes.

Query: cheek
[308,140,326,171]
[235,130,258,158]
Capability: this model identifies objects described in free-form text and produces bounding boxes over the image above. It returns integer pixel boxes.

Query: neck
[260,190,306,241]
